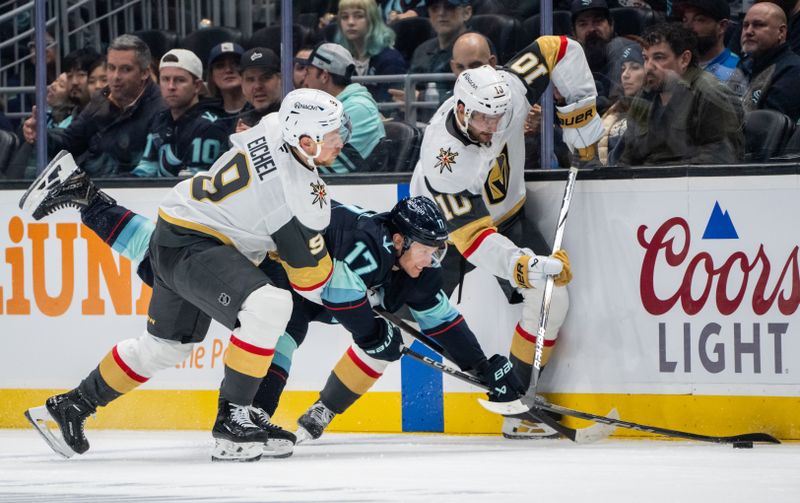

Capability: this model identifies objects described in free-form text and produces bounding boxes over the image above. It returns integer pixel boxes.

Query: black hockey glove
[476,355,526,403]
[360,322,403,362]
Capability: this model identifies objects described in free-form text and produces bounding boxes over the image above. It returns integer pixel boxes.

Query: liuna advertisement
[1,174,798,437]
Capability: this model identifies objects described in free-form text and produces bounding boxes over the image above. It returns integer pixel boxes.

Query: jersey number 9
[191,152,251,203]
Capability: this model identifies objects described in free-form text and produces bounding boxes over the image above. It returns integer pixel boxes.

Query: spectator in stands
[619,23,744,165]
[676,0,748,96]
[26,31,58,86]
[239,47,282,114]
[63,48,102,114]
[381,0,427,22]
[740,2,800,123]
[599,44,646,165]
[409,0,472,89]
[132,49,228,177]
[294,47,314,88]
[205,42,246,134]
[570,0,640,111]
[22,34,165,176]
[46,73,76,129]
[206,43,246,118]
[87,56,108,96]
[10,73,76,178]
[301,43,386,173]
[335,0,408,103]
[449,31,496,76]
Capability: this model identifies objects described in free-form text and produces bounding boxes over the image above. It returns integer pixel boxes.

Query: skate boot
[296,400,336,444]
[502,410,563,440]
[248,406,297,459]
[211,400,269,462]
[19,150,115,221]
[25,388,96,458]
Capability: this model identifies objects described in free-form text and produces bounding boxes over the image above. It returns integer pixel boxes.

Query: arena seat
[522,11,573,40]
[391,17,434,64]
[247,24,317,54]
[743,110,796,162]
[179,26,243,68]
[380,120,421,172]
[0,129,19,177]
[610,7,658,37]
[469,14,523,65]
[132,29,178,63]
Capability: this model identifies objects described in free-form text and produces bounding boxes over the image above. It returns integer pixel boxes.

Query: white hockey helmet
[453,65,513,141]
[279,88,351,163]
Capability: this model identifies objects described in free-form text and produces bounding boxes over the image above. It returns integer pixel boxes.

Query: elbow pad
[557,96,604,155]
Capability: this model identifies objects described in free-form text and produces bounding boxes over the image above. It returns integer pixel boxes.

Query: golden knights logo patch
[434,147,459,174]
[484,144,510,204]
[310,181,328,208]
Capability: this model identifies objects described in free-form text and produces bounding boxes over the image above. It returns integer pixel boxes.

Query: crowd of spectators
[2,0,800,178]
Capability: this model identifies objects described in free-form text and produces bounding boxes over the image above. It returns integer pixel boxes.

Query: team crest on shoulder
[310,181,328,208]
[434,147,459,174]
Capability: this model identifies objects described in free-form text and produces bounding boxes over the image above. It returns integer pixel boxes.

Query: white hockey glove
[512,249,572,289]
[557,96,604,162]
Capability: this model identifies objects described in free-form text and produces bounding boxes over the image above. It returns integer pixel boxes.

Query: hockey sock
[509,323,555,387]
[251,332,297,415]
[319,346,384,414]
[81,200,154,263]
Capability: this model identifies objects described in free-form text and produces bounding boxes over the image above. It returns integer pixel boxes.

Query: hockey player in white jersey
[23,88,351,462]
[411,36,604,438]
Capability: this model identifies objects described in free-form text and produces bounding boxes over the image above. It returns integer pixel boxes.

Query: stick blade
[477,398,530,415]
[724,432,781,445]
[573,408,618,444]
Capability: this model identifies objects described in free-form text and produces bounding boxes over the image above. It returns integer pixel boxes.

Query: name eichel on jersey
[247,136,277,182]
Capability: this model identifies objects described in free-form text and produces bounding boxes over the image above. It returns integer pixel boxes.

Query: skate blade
[262,439,294,459]
[477,398,530,415]
[294,426,314,445]
[18,150,77,216]
[211,438,263,462]
[24,406,76,459]
[573,408,619,444]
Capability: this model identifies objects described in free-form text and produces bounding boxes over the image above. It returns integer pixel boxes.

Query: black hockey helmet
[390,196,449,250]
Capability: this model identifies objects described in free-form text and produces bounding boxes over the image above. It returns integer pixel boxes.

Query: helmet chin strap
[298,136,323,167]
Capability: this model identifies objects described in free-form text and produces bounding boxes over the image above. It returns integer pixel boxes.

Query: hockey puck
[732,441,754,449]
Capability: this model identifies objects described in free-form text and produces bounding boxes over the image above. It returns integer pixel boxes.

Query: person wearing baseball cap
[676,0,747,95]
[206,42,246,118]
[239,47,282,114]
[570,0,641,112]
[302,42,386,174]
[130,48,228,176]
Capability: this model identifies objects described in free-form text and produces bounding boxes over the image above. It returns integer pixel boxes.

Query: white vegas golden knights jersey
[411,36,598,286]
[158,113,334,295]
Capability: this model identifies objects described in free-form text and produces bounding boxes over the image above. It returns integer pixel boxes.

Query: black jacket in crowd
[47,80,165,176]
[740,43,800,124]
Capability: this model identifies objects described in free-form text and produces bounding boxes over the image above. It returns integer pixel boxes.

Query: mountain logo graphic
[702,201,739,239]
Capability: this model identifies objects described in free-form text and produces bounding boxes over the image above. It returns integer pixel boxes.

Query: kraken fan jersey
[158,113,333,297]
[411,36,597,284]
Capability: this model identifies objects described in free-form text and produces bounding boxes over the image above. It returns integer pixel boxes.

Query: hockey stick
[528,166,579,395]
[480,396,781,446]
[375,307,616,444]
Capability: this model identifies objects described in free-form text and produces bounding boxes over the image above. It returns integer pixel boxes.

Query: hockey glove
[552,249,572,286]
[476,355,526,403]
[512,252,564,289]
[360,322,403,362]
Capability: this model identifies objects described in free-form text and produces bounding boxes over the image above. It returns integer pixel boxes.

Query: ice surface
[0,429,797,502]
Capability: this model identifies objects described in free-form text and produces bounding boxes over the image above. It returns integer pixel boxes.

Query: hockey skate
[296,400,336,444]
[212,400,269,462]
[502,411,562,440]
[24,389,96,458]
[18,150,114,221]
[248,406,296,459]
